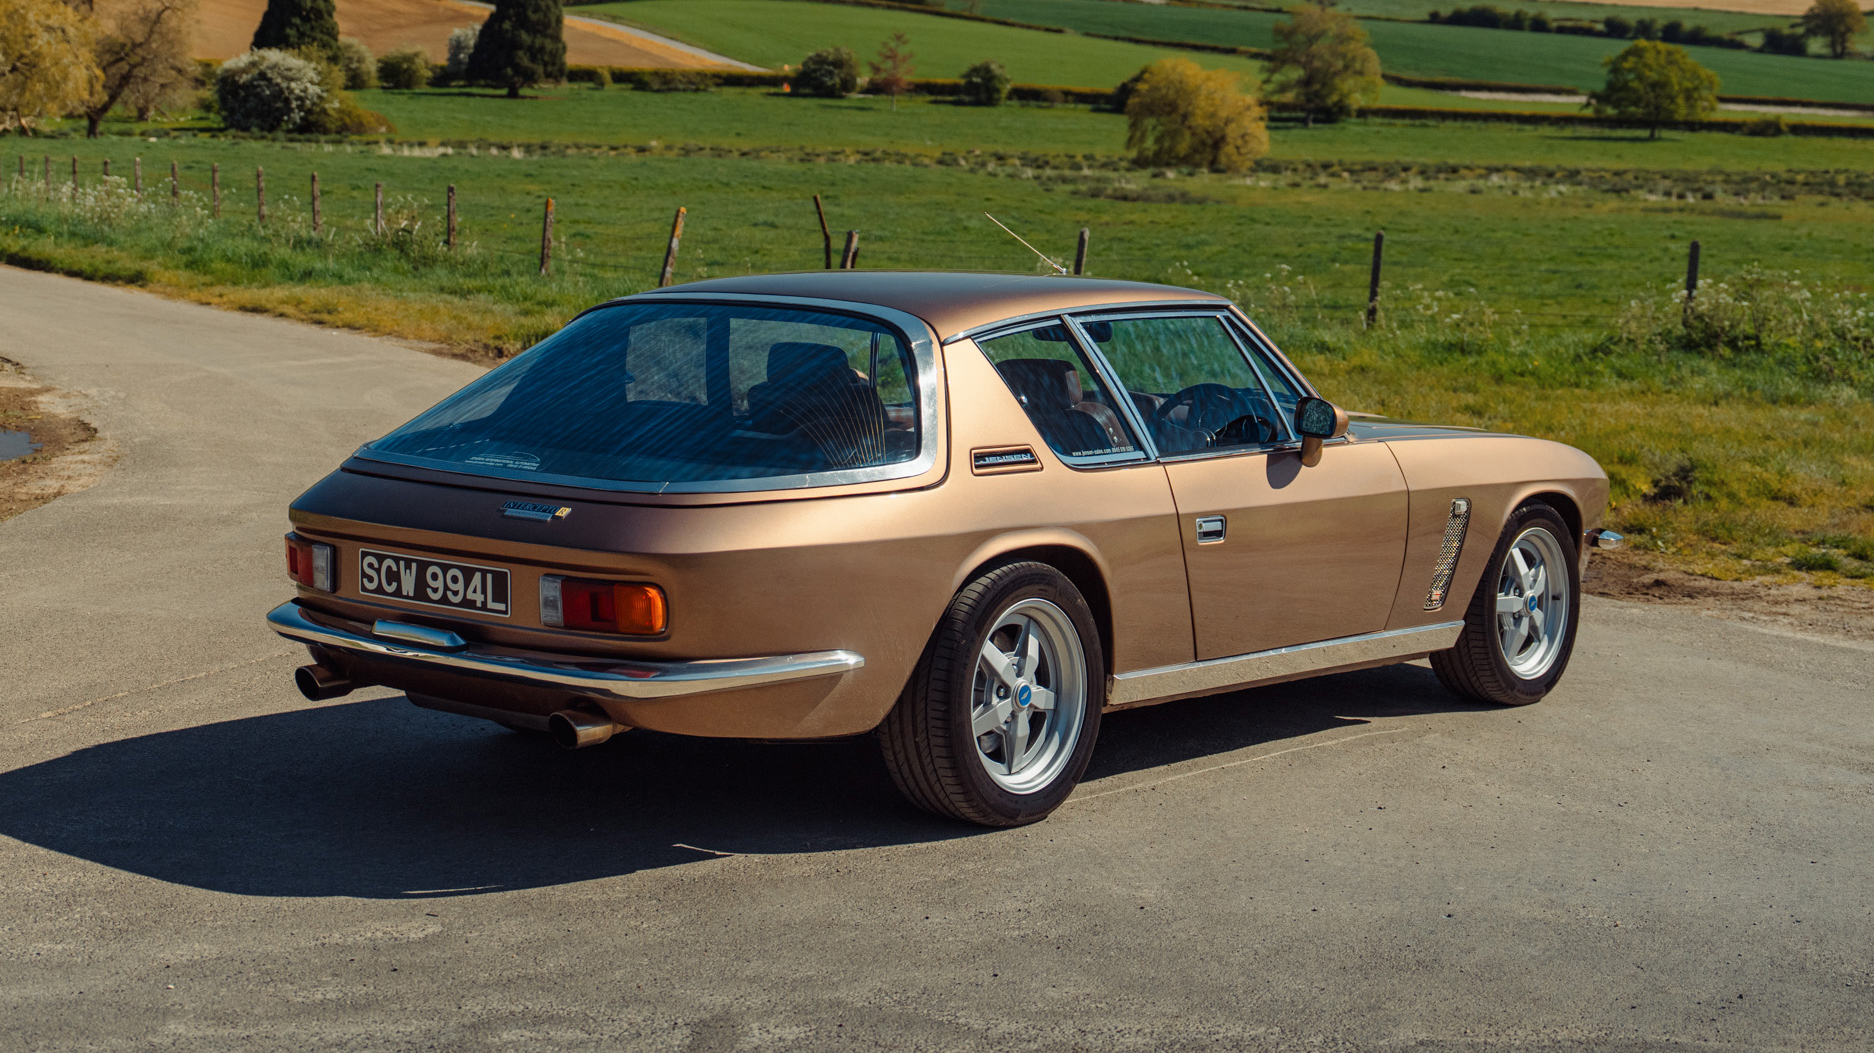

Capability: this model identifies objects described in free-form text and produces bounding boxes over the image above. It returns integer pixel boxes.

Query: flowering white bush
[446,26,479,78]
[216,49,326,133]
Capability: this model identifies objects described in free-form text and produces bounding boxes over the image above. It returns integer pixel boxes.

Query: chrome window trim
[1059,315,1161,462]
[942,298,1232,347]
[1068,308,1295,462]
[351,293,943,496]
[972,316,1154,470]
[1223,309,1321,401]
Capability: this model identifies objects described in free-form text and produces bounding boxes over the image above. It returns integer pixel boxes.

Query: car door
[1072,312,1408,660]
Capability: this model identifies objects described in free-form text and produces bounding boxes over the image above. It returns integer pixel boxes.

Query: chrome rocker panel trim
[267,601,864,701]
[1106,621,1465,709]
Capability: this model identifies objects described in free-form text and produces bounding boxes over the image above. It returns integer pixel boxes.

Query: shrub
[301,90,394,134]
[215,48,325,132]
[1758,27,1810,55]
[377,46,431,90]
[1743,114,1788,136]
[334,37,376,90]
[446,25,479,78]
[960,60,1011,105]
[1603,15,1634,38]
[637,68,719,92]
[797,47,861,97]
[1124,57,1268,172]
[1587,40,1719,139]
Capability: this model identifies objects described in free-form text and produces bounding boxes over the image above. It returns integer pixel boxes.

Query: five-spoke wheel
[1432,502,1581,706]
[879,562,1103,826]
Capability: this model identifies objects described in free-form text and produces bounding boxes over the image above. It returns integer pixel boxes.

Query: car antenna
[983,213,1068,275]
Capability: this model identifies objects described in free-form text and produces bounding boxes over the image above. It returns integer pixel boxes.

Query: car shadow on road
[0,663,1483,899]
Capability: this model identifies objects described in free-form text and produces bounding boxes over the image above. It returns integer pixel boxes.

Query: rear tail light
[539,576,667,635]
[285,533,337,593]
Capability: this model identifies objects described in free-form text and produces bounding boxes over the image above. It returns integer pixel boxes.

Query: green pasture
[1180,0,1797,35]
[3,123,1871,572]
[955,0,1874,99]
[579,0,1263,84]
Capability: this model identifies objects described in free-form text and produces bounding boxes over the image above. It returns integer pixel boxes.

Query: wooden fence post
[101,158,109,179]
[1364,230,1385,329]
[814,194,832,269]
[70,156,78,196]
[256,166,265,224]
[839,229,859,269]
[659,206,687,287]
[374,182,384,236]
[1683,239,1701,325]
[43,155,51,198]
[134,157,142,198]
[1073,227,1089,276]
[446,184,457,249]
[310,172,321,234]
[211,163,220,217]
[170,160,179,206]
[539,197,554,276]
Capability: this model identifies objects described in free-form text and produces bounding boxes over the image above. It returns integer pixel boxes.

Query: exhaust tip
[294,663,353,701]
[548,709,623,750]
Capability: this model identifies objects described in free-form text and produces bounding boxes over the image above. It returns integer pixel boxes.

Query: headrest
[767,342,851,382]
[995,358,1082,409]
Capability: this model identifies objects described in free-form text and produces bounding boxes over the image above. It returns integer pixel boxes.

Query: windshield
[364,302,922,489]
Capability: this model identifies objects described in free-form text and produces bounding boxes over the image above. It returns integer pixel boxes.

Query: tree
[72,0,197,138]
[445,25,479,79]
[868,32,914,110]
[1264,3,1382,126]
[960,59,1010,106]
[466,0,565,99]
[1801,0,1867,58]
[1124,57,1268,172]
[333,37,375,90]
[0,0,102,134]
[1587,40,1718,139]
[797,47,860,97]
[250,0,338,56]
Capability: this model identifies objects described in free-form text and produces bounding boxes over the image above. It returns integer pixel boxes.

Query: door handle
[1195,515,1226,544]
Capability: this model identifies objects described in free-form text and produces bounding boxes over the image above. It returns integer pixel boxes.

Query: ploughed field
[4,85,1872,583]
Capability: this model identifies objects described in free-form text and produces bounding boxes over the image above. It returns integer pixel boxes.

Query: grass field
[580,0,1874,101]
[5,130,1871,575]
[954,0,1874,99]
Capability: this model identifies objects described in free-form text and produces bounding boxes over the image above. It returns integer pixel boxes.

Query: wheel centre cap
[1526,595,1540,612]
[1015,683,1033,709]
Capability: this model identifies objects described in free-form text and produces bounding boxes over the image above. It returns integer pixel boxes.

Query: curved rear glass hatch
[361,301,928,493]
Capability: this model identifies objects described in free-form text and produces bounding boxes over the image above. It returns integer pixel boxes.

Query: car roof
[620,271,1232,342]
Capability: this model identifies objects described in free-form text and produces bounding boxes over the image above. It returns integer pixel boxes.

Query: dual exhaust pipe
[294,664,622,750]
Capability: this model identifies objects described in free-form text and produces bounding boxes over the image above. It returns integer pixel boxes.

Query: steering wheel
[1152,383,1272,448]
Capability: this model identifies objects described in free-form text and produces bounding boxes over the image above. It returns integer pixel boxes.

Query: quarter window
[979,324,1139,463]
[1079,315,1287,456]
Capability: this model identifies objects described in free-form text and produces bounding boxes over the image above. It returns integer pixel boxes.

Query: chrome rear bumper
[266,601,864,702]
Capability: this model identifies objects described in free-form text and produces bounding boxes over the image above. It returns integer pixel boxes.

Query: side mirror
[1294,396,1348,468]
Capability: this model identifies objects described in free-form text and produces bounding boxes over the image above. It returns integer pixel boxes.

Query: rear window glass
[366,303,921,486]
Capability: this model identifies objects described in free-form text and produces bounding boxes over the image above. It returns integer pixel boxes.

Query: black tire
[1431,501,1581,706]
[878,562,1105,827]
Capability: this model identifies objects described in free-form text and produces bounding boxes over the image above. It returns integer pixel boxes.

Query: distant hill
[193,0,731,68]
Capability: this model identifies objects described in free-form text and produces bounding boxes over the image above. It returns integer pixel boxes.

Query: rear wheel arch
[954,543,1113,676]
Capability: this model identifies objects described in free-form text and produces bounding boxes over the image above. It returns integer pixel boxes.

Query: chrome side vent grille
[1423,498,1472,611]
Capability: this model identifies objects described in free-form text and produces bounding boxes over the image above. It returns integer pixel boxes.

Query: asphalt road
[2,266,1870,1052]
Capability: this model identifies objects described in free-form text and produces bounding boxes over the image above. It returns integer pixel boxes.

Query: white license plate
[358,549,511,617]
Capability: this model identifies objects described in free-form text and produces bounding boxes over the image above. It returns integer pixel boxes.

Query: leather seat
[747,342,887,468]
[993,358,1130,456]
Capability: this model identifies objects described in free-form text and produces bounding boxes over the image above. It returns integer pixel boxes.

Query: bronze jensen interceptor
[269,273,1617,826]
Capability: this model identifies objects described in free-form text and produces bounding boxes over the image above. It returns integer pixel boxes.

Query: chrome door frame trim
[351,293,943,496]
[1105,621,1464,709]
[942,299,1232,347]
[269,601,864,701]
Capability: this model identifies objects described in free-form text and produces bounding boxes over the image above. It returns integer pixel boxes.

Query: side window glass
[1081,315,1284,456]
[979,323,1140,463]
[1230,320,1306,425]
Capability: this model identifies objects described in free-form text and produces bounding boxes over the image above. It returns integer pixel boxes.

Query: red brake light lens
[539,577,666,635]
[284,533,336,592]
